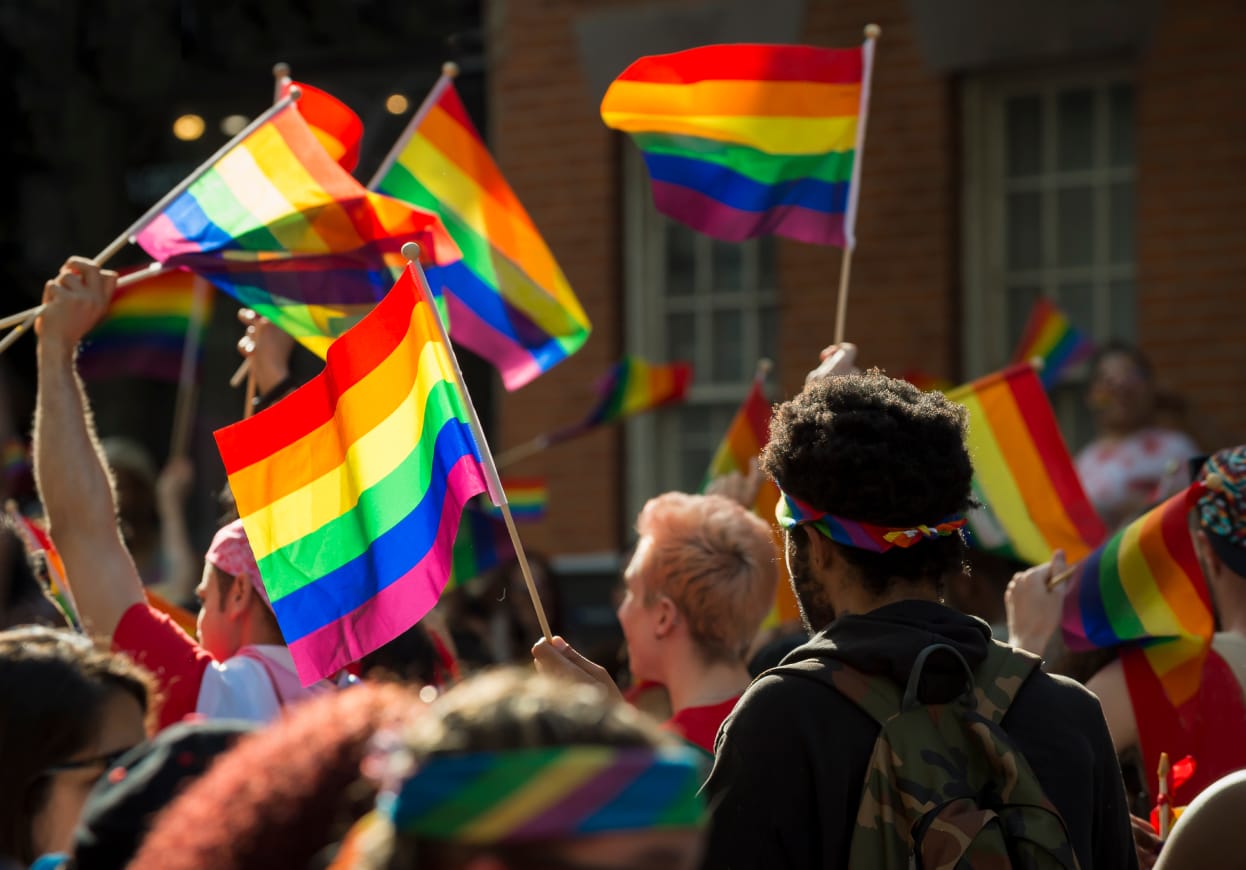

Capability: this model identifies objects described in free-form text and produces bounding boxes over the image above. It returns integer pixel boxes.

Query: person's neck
[661,644,751,715]
[1215,578,1246,636]
[833,579,942,619]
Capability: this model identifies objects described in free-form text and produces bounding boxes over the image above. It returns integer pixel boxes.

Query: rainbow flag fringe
[214,266,488,684]
[601,42,874,247]
[377,77,591,390]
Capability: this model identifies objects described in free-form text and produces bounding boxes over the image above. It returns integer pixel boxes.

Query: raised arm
[33,257,145,639]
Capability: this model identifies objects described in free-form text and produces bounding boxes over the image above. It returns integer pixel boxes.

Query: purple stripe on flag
[286,456,486,684]
[445,294,545,391]
[651,181,846,246]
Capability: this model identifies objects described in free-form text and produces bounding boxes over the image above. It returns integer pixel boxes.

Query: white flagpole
[402,241,553,642]
[367,62,459,190]
[832,23,881,346]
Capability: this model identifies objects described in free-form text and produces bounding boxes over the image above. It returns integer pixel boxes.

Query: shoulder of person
[724,663,866,737]
[1015,665,1107,718]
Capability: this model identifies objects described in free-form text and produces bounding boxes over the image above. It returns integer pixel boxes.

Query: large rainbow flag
[1011,298,1095,389]
[1062,480,1214,710]
[214,266,488,684]
[600,42,874,247]
[134,102,460,359]
[375,75,592,390]
[282,79,364,173]
[78,268,213,382]
[947,363,1106,565]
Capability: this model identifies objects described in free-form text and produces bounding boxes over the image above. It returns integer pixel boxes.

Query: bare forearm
[34,340,144,637]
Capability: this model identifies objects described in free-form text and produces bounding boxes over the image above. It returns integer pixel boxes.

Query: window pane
[1109,84,1135,168]
[1109,182,1135,265]
[712,241,744,294]
[1056,187,1094,267]
[758,236,777,290]
[1109,279,1136,342]
[1007,191,1042,270]
[1057,89,1095,171]
[666,221,696,297]
[759,304,778,368]
[712,310,745,382]
[676,405,715,493]
[1006,95,1042,177]
[667,312,697,364]
[1008,285,1041,349]
[1058,281,1095,338]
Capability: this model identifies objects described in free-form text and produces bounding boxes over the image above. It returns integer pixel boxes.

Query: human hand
[38,257,117,354]
[532,635,625,704]
[805,342,859,384]
[236,308,295,395]
[706,457,764,509]
[1005,550,1070,655]
[156,456,194,508]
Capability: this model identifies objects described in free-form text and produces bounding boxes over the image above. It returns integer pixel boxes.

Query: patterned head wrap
[380,745,706,843]
[775,489,966,553]
[1197,447,1246,571]
[205,519,270,610]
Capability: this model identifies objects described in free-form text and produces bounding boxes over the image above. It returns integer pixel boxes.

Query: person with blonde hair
[535,492,777,753]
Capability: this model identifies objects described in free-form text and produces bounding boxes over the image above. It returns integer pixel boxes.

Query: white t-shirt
[196,644,337,723]
[1075,428,1199,526]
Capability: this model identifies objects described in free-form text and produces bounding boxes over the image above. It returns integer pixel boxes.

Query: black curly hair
[760,370,974,598]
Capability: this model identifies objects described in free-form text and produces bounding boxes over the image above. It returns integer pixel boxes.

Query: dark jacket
[701,600,1139,869]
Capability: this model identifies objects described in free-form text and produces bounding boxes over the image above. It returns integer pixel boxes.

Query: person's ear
[805,526,837,572]
[1195,529,1225,582]
[226,572,253,621]
[654,594,679,639]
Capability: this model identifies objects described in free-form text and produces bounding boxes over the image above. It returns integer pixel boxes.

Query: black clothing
[702,600,1139,870]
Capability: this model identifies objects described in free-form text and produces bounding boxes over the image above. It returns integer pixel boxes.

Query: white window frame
[961,64,1136,378]
[622,146,778,526]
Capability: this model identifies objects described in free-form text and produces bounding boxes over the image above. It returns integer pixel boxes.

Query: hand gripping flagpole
[832,23,880,346]
[402,241,554,642]
[0,92,301,353]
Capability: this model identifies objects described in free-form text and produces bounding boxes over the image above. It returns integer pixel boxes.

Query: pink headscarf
[205,519,271,610]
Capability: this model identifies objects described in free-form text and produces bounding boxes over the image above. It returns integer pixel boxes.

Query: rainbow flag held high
[450,502,515,588]
[601,42,875,247]
[482,478,548,523]
[1011,298,1095,389]
[78,268,213,382]
[134,102,460,360]
[282,79,364,173]
[214,266,489,684]
[375,75,592,390]
[581,356,693,429]
[947,363,1107,565]
[1062,481,1214,710]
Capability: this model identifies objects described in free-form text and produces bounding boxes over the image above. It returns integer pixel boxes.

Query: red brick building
[482,0,1246,605]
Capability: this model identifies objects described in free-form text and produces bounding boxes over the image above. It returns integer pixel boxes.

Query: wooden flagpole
[832,23,880,346]
[402,241,553,642]
[168,276,212,458]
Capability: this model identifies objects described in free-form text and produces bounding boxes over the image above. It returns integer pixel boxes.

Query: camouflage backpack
[773,641,1081,870]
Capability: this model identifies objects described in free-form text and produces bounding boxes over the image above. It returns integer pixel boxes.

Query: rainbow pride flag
[1062,481,1213,709]
[7,504,78,630]
[1012,298,1095,389]
[947,363,1106,565]
[78,268,212,382]
[375,75,592,390]
[581,356,693,429]
[483,478,548,522]
[282,79,364,172]
[134,102,460,359]
[214,266,488,684]
[451,502,515,588]
[601,42,874,247]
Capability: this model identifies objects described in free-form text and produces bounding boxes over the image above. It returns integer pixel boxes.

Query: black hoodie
[701,600,1139,869]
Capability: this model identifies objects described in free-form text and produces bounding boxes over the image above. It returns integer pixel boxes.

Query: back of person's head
[356,669,707,870]
[761,371,973,597]
[1197,446,1246,578]
[127,682,425,870]
[635,492,778,663]
[0,627,153,864]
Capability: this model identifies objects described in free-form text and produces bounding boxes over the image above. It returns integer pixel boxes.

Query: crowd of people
[1,255,1242,870]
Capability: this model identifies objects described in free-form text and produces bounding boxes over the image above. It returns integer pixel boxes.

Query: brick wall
[1136,0,1246,452]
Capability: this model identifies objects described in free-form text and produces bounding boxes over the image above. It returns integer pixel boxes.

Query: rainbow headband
[776,490,967,553]
[381,745,706,843]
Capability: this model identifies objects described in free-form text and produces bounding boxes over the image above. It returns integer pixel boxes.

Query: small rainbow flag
[1062,481,1213,710]
[214,266,489,684]
[375,75,592,390]
[282,79,364,172]
[450,502,515,588]
[6,504,79,630]
[134,102,460,360]
[947,363,1106,565]
[78,268,212,382]
[581,356,693,429]
[601,42,874,247]
[483,478,548,522]
[1011,298,1095,389]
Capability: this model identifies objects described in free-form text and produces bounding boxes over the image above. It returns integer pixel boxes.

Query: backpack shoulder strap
[972,641,1042,725]
[763,656,902,725]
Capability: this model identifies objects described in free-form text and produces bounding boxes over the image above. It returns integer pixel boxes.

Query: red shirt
[664,696,741,754]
